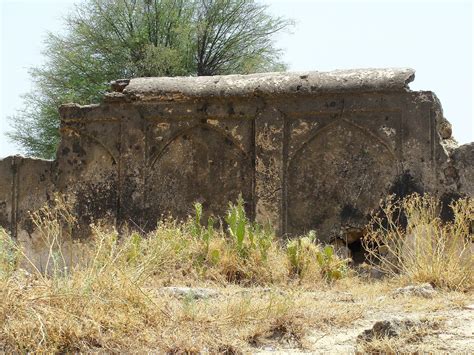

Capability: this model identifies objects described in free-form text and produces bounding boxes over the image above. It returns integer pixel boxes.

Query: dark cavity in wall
[439,191,463,222]
[340,203,364,221]
[381,170,424,230]
[72,141,87,157]
[74,179,118,238]
[348,239,365,264]
[389,170,423,198]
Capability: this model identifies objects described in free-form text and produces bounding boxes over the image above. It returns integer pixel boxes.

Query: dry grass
[363,194,473,291]
[1,265,375,353]
[356,317,445,353]
[0,263,364,352]
[0,193,472,352]
[0,196,352,352]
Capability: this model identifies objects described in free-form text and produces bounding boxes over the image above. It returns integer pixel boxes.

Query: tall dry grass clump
[363,193,473,291]
[0,195,351,352]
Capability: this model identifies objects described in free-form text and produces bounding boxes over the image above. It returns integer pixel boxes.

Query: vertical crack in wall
[117,115,123,225]
[10,157,19,239]
[250,113,257,221]
[281,110,290,236]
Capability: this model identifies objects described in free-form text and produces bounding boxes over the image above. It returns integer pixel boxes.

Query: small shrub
[189,202,215,255]
[287,232,319,278]
[28,193,78,277]
[316,245,348,281]
[225,194,249,255]
[363,193,473,291]
[225,194,274,261]
[125,232,143,264]
[3,194,353,288]
[0,228,19,276]
[286,231,348,281]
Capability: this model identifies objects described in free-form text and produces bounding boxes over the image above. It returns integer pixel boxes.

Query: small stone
[236,287,274,295]
[392,283,437,299]
[369,268,386,280]
[359,319,417,341]
[110,78,130,92]
[443,165,459,182]
[335,291,355,302]
[160,287,219,300]
[356,263,386,280]
[332,240,351,259]
[375,296,386,302]
[439,121,452,139]
[341,227,364,244]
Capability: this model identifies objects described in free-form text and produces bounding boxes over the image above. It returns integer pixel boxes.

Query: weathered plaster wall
[0,68,472,246]
[0,156,54,238]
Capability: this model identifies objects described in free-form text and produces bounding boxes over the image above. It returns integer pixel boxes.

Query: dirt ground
[166,280,474,354]
[245,284,474,353]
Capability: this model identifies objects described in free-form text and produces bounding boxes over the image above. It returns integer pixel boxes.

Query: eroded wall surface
[1,68,472,246]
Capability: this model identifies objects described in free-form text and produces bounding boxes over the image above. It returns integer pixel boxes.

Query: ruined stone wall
[1,68,472,247]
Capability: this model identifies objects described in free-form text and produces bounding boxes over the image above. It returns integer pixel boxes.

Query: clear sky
[1,0,473,158]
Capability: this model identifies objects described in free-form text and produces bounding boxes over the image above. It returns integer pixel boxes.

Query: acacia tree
[8,0,291,159]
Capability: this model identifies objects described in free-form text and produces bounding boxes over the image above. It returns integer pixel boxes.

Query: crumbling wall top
[108,68,415,102]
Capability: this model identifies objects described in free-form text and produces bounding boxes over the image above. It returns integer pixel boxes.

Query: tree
[8,0,291,159]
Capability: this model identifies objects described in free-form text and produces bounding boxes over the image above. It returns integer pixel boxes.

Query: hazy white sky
[1,0,473,158]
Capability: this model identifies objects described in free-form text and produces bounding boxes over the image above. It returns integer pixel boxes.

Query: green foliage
[250,222,273,261]
[225,194,273,260]
[286,232,319,278]
[315,245,347,281]
[226,195,248,253]
[125,233,143,264]
[286,231,348,281]
[0,229,19,277]
[191,202,204,238]
[8,0,292,158]
[190,201,215,255]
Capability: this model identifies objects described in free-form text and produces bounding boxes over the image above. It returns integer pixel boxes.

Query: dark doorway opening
[348,239,365,264]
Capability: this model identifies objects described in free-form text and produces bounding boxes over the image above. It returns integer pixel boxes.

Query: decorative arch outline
[288,117,396,168]
[148,123,248,169]
[63,127,118,165]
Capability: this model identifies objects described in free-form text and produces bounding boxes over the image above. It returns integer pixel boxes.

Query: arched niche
[146,124,253,222]
[57,127,119,227]
[287,119,397,241]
